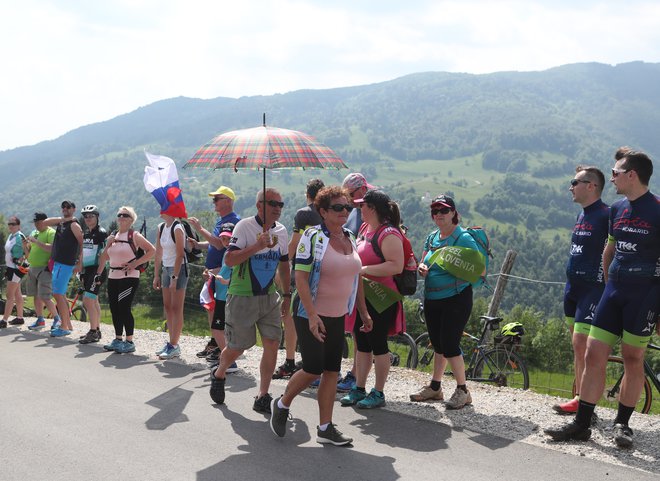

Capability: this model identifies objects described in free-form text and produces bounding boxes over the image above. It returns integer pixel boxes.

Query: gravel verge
[9,317,659,475]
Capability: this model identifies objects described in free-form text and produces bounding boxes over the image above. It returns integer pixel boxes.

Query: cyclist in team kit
[554,166,609,414]
[78,205,108,344]
[546,147,660,448]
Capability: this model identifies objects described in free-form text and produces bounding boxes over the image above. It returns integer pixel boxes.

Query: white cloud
[1,0,659,150]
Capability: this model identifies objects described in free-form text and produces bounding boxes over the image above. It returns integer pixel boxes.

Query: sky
[1,0,659,151]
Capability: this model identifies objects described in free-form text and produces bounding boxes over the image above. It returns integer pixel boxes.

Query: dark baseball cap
[430,195,456,210]
[353,189,391,207]
[33,212,47,222]
[61,200,76,209]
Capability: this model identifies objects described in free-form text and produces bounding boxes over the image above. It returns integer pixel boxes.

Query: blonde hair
[118,206,137,227]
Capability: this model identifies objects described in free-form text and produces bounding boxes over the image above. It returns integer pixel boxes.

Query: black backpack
[159,220,203,263]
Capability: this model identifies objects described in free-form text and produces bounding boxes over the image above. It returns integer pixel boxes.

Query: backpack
[159,220,203,264]
[361,223,419,296]
[112,229,148,273]
[453,226,493,288]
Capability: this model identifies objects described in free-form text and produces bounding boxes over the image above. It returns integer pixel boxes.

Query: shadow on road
[145,385,194,430]
[196,407,399,481]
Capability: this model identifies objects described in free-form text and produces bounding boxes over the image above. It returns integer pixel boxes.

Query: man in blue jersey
[546,147,660,448]
[188,186,241,364]
[553,166,609,414]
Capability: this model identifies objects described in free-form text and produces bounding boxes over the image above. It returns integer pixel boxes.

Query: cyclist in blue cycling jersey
[79,205,107,344]
[546,147,660,448]
[554,166,609,415]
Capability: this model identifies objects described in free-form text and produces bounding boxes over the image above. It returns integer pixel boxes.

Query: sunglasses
[83,214,97,219]
[611,168,631,177]
[328,204,352,212]
[349,188,361,198]
[117,213,132,218]
[260,200,285,208]
[61,205,73,209]
[570,179,591,187]
[431,207,453,216]
[213,196,229,203]
[7,222,17,226]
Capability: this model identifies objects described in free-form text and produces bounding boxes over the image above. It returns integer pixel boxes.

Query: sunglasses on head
[117,213,132,218]
[260,200,284,208]
[431,207,453,216]
[611,168,631,177]
[328,203,352,212]
[570,179,591,187]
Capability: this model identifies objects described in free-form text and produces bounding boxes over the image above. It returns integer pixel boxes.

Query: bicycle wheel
[414,332,435,371]
[473,346,529,390]
[71,305,87,322]
[572,356,653,414]
[387,332,418,369]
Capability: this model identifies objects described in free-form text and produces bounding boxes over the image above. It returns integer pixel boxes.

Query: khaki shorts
[25,266,52,299]
[225,293,282,350]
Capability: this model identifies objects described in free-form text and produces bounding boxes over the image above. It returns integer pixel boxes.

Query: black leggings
[424,286,473,358]
[294,314,344,375]
[354,300,398,356]
[211,300,226,331]
[107,277,139,337]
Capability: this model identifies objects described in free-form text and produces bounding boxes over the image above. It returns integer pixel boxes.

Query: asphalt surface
[0,328,654,481]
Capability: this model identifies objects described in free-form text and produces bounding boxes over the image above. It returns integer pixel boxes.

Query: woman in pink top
[269,186,372,446]
[96,206,155,354]
[340,189,405,409]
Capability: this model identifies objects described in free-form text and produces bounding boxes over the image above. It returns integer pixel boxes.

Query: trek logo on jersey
[613,216,652,235]
[570,244,583,255]
[616,241,638,252]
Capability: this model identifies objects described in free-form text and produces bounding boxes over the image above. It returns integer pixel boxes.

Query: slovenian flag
[143,151,188,218]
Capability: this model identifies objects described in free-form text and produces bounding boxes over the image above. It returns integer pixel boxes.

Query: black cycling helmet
[81,204,100,215]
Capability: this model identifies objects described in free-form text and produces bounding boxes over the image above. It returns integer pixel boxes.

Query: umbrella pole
[262,167,267,232]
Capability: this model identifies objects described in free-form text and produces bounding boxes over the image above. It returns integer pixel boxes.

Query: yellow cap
[208,186,236,201]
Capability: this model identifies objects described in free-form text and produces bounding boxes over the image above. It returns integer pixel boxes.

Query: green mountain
[2,61,659,317]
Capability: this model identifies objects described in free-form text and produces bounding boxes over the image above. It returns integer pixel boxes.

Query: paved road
[0,328,653,481]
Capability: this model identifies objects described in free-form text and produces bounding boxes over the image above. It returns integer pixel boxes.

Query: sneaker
[272,362,298,379]
[410,385,444,402]
[253,393,273,414]
[209,368,226,404]
[337,372,356,392]
[226,362,239,374]
[51,318,61,331]
[196,341,216,358]
[357,388,385,409]
[0,320,7,329]
[340,386,367,406]
[155,343,169,356]
[103,338,124,351]
[79,330,102,344]
[159,344,181,360]
[28,319,46,330]
[50,328,72,337]
[205,347,221,362]
[8,317,24,325]
[552,397,579,414]
[544,421,592,442]
[445,387,472,410]
[269,396,290,437]
[116,341,136,354]
[316,423,353,446]
[612,423,633,448]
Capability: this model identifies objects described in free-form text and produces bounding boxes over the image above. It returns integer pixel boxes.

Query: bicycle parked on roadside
[415,300,529,389]
[572,342,660,414]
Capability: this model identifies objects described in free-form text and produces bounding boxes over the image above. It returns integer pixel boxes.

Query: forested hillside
[1,61,660,319]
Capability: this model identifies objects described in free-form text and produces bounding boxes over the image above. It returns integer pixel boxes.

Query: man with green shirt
[25,212,60,330]
[209,188,291,414]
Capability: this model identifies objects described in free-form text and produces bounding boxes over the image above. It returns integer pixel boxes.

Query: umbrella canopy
[183,116,348,228]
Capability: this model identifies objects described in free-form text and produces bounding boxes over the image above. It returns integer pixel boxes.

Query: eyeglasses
[260,200,285,208]
[83,214,97,219]
[213,196,229,203]
[117,213,132,218]
[7,222,17,226]
[431,207,453,216]
[328,204,352,212]
[611,168,631,177]
[570,179,591,187]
